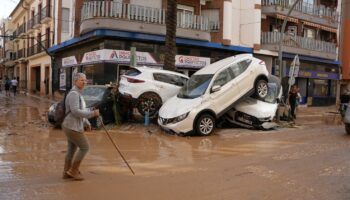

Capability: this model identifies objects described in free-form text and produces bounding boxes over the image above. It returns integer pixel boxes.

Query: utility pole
[276,0,301,122]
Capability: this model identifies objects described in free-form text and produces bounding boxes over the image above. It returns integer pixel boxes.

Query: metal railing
[16,23,26,36]
[261,0,339,22]
[17,48,26,59]
[33,13,41,26]
[27,40,49,57]
[41,6,52,20]
[81,0,219,31]
[261,32,336,54]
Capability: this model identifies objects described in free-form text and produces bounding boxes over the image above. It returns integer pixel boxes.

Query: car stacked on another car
[118,66,189,117]
[158,54,270,136]
[48,85,116,128]
[224,75,282,130]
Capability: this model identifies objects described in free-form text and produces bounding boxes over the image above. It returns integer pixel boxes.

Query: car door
[153,73,181,101]
[229,59,253,97]
[209,67,238,114]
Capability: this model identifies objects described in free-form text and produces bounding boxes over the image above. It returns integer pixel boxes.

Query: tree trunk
[164,0,177,71]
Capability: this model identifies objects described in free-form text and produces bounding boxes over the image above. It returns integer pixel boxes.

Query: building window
[62,8,70,32]
[304,28,316,39]
[177,4,194,15]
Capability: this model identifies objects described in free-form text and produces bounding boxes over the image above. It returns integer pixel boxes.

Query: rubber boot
[66,161,84,181]
[62,159,73,179]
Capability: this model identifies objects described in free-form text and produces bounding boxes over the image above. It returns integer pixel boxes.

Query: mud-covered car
[48,85,115,128]
[224,75,282,130]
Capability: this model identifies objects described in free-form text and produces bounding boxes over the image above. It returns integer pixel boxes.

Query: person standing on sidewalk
[11,77,18,97]
[61,73,100,181]
[289,85,298,120]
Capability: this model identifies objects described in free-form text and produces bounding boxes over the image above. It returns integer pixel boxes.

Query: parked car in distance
[118,66,189,117]
[224,75,282,130]
[158,54,269,136]
[48,85,115,128]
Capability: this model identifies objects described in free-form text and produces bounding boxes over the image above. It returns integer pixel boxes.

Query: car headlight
[173,112,190,123]
[159,112,190,125]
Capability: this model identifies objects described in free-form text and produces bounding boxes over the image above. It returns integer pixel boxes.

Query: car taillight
[126,77,145,83]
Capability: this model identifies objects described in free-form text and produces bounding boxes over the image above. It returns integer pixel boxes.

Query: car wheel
[137,93,162,118]
[345,124,350,134]
[255,79,268,100]
[195,114,215,136]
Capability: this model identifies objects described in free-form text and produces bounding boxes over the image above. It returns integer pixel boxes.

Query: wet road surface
[0,93,350,200]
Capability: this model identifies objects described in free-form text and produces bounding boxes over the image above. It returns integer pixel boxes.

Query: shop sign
[81,49,157,64]
[62,56,78,67]
[286,69,339,80]
[175,55,210,69]
[59,69,66,90]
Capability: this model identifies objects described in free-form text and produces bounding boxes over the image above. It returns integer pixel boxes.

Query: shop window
[313,79,328,97]
[131,42,154,53]
[177,47,190,55]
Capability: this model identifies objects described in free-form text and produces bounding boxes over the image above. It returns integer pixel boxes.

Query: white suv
[158,54,269,136]
[118,66,189,117]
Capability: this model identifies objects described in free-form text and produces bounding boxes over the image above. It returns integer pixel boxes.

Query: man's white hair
[73,73,86,83]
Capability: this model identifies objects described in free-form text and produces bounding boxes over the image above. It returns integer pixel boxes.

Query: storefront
[285,60,339,106]
[175,55,210,76]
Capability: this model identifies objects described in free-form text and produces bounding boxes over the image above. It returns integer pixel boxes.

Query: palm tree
[164,0,178,71]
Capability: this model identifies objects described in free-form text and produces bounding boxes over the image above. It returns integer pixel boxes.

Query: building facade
[1,0,75,96]
[48,0,257,92]
[258,0,341,106]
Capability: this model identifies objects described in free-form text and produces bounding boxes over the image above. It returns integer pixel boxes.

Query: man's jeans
[62,127,90,163]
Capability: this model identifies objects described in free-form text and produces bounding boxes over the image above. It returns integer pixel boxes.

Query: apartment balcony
[33,13,42,29]
[27,18,35,33]
[40,6,52,24]
[16,48,27,62]
[27,40,48,58]
[80,1,220,41]
[16,23,27,37]
[261,0,339,29]
[261,32,337,60]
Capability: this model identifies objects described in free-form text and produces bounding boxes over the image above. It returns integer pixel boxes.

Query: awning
[276,14,299,23]
[302,21,337,33]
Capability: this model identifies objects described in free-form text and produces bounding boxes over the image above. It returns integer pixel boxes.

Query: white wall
[228,0,261,48]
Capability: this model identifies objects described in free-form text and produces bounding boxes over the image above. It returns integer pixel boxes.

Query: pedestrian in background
[289,85,298,120]
[4,76,11,97]
[11,77,18,97]
[61,73,100,181]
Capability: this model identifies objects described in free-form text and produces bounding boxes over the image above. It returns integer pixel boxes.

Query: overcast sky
[1,0,19,20]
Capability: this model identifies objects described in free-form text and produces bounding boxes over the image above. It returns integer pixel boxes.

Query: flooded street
[1,93,350,200]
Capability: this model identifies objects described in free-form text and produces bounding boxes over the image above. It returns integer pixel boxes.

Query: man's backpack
[54,91,70,126]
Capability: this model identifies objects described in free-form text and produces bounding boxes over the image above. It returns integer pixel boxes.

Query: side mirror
[211,85,221,93]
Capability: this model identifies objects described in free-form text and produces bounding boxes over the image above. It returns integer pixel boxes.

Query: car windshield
[177,74,213,99]
[82,87,106,101]
[264,83,279,103]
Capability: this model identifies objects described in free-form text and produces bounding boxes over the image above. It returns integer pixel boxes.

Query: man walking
[11,77,18,97]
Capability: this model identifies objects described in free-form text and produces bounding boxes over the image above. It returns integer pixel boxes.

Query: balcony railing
[261,0,339,22]
[16,23,26,36]
[17,48,26,59]
[33,13,41,27]
[261,32,336,54]
[41,6,52,20]
[81,1,219,31]
[27,18,34,30]
[27,40,49,57]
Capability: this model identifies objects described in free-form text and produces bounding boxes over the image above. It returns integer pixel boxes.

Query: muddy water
[0,94,348,200]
